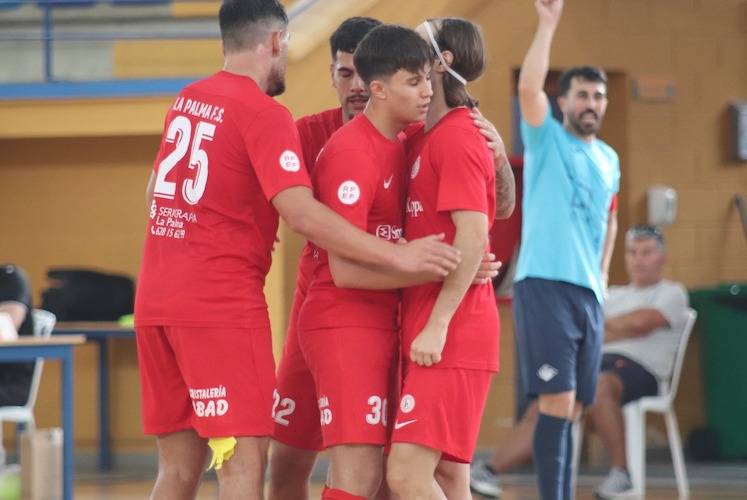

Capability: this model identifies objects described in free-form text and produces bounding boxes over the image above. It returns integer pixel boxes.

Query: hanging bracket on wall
[735,194,747,244]
[632,75,676,103]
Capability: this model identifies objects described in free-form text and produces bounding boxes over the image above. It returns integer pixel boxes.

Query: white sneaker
[470,459,503,498]
[595,467,635,498]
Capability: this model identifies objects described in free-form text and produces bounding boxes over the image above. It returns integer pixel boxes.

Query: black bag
[41,268,135,321]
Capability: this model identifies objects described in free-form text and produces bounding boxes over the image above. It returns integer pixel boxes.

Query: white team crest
[337,180,360,205]
[410,157,421,179]
[537,364,559,382]
[400,394,416,414]
[279,150,301,172]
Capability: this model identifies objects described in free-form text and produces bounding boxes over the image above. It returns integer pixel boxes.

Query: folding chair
[0,309,57,465]
[573,308,698,497]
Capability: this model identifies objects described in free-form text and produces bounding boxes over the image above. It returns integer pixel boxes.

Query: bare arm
[329,250,500,290]
[272,186,461,276]
[604,309,669,343]
[410,211,489,366]
[518,0,564,127]
[470,109,516,219]
[601,208,618,292]
[329,254,434,290]
[0,302,27,329]
[494,154,516,219]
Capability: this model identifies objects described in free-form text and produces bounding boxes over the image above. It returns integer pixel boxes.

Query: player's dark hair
[559,66,608,96]
[427,18,485,109]
[353,24,433,85]
[219,0,288,52]
[330,17,382,59]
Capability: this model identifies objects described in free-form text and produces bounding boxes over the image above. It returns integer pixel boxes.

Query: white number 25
[154,116,216,205]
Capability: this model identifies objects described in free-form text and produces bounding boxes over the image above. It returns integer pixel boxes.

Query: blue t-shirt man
[513,97,621,405]
[509,5,621,500]
[515,104,620,303]
[512,94,620,500]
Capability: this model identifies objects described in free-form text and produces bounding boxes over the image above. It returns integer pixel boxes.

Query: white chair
[573,308,698,498]
[0,309,56,465]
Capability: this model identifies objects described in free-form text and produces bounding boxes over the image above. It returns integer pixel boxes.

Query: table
[0,335,85,500]
[53,322,135,471]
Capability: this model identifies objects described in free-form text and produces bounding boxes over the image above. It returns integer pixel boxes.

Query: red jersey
[298,113,406,331]
[296,107,344,173]
[135,71,311,328]
[488,156,523,273]
[294,107,345,293]
[401,108,500,371]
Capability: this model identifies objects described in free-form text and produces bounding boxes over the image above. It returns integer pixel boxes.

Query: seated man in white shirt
[470,224,689,499]
[0,263,35,467]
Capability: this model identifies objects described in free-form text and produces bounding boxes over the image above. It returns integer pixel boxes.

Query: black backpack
[41,268,134,321]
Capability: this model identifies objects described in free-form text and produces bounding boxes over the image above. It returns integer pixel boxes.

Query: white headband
[423,21,467,86]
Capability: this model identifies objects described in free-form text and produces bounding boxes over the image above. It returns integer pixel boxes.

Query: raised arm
[410,211,489,366]
[273,186,461,277]
[518,0,564,126]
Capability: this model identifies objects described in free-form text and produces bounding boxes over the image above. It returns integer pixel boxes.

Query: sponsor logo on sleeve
[279,150,301,172]
[338,180,361,205]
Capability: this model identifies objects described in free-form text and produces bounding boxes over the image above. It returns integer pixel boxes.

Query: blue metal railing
[0,0,318,82]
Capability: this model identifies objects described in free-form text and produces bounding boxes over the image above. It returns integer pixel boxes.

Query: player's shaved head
[219,0,288,52]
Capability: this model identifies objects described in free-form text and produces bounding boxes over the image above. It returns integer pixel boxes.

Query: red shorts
[298,326,398,448]
[272,283,323,450]
[136,325,276,438]
[390,363,493,463]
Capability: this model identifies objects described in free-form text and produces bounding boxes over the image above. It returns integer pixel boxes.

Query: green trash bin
[690,283,747,459]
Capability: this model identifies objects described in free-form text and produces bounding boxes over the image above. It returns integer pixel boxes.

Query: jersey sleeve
[609,194,619,212]
[242,104,311,201]
[313,148,378,231]
[152,111,172,173]
[610,149,621,194]
[399,122,425,142]
[295,116,319,172]
[432,127,491,215]
[520,96,555,150]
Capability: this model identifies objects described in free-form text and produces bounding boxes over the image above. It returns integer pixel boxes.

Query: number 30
[154,116,216,205]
